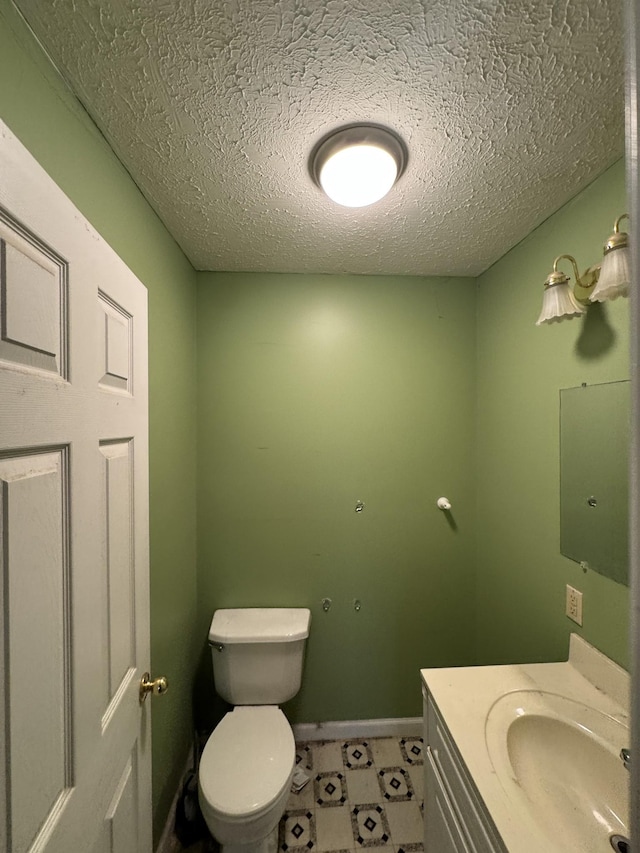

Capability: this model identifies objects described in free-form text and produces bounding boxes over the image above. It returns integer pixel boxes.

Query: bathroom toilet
[198,608,311,853]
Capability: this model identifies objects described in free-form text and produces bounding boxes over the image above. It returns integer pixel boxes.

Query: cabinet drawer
[426,696,506,853]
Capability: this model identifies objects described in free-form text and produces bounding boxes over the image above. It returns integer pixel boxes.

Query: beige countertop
[420,635,629,853]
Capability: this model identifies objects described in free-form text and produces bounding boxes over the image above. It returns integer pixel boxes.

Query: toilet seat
[199,706,295,820]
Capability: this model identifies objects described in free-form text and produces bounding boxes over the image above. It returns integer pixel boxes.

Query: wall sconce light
[536,214,630,326]
[310,124,407,208]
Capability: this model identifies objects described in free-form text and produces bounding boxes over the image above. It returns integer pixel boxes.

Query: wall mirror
[560,379,630,585]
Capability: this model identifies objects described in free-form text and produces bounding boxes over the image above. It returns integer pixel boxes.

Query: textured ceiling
[15,0,624,276]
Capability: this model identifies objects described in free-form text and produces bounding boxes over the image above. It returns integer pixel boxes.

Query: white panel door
[0,119,152,853]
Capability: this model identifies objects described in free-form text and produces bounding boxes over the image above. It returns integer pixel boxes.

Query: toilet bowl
[198,608,311,853]
[199,706,295,853]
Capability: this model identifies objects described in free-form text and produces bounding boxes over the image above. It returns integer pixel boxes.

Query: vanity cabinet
[423,687,507,853]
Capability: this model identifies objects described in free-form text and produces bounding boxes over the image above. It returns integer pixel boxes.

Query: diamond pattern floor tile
[378,767,415,802]
[342,741,374,770]
[370,738,404,768]
[315,771,348,807]
[407,765,423,804]
[399,738,424,766]
[351,804,391,847]
[287,778,315,811]
[345,767,380,804]
[280,808,316,852]
[315,805,355,851]
[314,741,345,772]
[296,744,314,772]
[384,800,424,845]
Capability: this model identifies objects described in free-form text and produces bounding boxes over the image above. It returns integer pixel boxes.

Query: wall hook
[437,497,451,511]
[321,598,332,612]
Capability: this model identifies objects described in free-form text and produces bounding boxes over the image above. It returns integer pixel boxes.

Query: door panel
[0,216,67,377]
[106,752,139,853]
[98,293,132,393]
[99,439,135,718]
[0,450,72,853]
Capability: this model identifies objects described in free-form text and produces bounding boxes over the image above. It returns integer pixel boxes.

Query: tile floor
[179,735,424,853]
[279,736,424,853]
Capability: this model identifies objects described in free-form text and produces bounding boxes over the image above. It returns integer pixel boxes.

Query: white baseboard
[292,717,422,741]
[155,746,194,853]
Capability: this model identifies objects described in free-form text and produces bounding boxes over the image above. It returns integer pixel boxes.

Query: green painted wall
[475,159,629,668]
[196,272,478,722]
[0,1,199,841]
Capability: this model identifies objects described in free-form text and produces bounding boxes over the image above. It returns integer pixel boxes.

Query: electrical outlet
[565,584,583,626]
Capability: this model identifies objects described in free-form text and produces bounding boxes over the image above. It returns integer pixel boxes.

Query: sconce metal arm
[552,254,580,283]
[551,253,600,304]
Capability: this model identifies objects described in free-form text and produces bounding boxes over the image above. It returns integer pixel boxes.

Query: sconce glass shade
[590,215,631,302]
[310,125,407,208]
[590,245,631,302]
[536,257,587,326]
[536,280,587,325]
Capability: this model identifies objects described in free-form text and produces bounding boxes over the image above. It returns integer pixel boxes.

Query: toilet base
[220,824,279,853]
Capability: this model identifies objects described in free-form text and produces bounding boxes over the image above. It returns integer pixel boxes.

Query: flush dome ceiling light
[310,125,407,208]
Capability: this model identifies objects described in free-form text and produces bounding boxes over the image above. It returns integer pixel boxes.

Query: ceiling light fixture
[310,124,407,208]
[536,214,631,325]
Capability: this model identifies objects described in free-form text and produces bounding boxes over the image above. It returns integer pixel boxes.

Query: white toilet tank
[208,608,311,705]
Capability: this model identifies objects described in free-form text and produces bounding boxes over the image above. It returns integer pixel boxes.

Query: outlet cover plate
[566,584,583,626]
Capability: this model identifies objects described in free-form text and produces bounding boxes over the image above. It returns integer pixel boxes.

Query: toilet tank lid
[209,608,311,644]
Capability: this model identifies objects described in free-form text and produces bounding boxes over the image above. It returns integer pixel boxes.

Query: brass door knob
[139,672,169,704]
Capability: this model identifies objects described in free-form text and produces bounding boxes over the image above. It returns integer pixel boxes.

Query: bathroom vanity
[421,635,630,853]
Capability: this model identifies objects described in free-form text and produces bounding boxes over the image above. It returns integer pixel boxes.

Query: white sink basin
[485,690,629,852]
